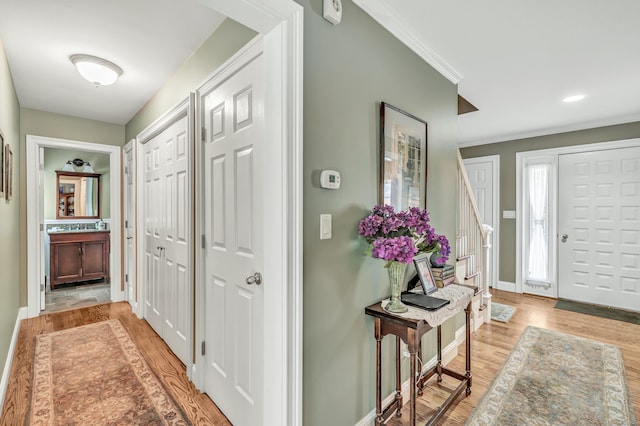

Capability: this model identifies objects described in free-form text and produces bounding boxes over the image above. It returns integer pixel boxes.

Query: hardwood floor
[0,302,231,426]
[387,289,640,425]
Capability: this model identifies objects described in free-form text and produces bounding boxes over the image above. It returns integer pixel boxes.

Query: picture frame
[5,143,12,202]
[379,102,428,211]
[0,130,4,199]
[413,256,437,295]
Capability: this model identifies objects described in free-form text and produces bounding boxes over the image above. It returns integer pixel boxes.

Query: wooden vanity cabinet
[49,231,110,290]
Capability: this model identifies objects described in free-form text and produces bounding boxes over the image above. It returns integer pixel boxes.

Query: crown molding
[457,112,640,148]
[353,0,463,85]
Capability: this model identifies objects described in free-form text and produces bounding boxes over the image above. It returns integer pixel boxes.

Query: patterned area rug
[490,302,515,323]
[466,326,635,425]
[28,320,190,425]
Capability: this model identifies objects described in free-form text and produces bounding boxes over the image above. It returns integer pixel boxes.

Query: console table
[365,285,477,425]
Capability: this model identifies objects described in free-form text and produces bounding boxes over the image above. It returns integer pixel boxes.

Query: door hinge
[201,235,206,249]
[125,220,129,228]
[124,166,129,175]
[201,127,207,142]
[40,283,45,292]
[201,341,206,356]
[125,274,129,283]
[40,224,44,232]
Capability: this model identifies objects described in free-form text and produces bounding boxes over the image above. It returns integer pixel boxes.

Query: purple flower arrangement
[358,204,450,267]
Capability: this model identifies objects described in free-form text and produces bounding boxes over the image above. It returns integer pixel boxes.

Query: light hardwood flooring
[2,292,639,425]
[0,302,231,425]
[387,289,640,425]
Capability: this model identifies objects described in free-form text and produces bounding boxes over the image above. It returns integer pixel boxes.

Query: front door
[201,49,265,425]
[143,116,191,366]
[558,146,640,311]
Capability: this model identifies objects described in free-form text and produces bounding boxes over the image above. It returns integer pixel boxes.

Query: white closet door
[558,146,640,311]
[202,51,265,426]
[143,116,191,366]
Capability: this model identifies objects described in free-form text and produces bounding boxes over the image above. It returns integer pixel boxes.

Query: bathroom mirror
[56,171,101,219]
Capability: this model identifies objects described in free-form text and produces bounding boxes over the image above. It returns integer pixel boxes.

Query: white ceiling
[356,0,640,146]
[0,0,225,125]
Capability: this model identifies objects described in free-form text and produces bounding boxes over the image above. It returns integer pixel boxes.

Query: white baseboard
[355,325,466,426]
[496,281,516,293]
[0,307,28,413]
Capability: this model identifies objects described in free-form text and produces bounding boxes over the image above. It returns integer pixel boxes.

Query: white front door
[143,116,191,366]
[124,140,136,305]
[463,156,499,288]
[201,49,265,426]
[558,146,640,311]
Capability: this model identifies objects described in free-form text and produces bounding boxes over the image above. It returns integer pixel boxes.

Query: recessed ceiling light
[563,94,585,103]
[70,54,123,86]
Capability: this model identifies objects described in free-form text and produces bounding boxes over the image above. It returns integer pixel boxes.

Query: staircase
[456,150,493,331]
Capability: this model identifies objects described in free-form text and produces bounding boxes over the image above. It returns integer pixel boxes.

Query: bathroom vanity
[49,230,110,290]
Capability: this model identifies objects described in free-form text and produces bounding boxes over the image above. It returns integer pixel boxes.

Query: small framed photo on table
[413,256,437,295]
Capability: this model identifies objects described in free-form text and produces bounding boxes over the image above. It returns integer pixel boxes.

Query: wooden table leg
[436,325,443,382]
[375,318,384,424]
[465,302,472,395]
[395,337,403,416]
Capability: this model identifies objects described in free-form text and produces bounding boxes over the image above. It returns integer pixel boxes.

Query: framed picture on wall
[5,143,12,202]
[0,130,4,199]
[379,102,428,211]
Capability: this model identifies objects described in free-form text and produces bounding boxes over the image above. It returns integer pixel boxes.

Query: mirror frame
[56,171,101,219]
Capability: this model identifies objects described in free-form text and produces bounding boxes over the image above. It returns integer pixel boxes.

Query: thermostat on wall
[320,170,341,189]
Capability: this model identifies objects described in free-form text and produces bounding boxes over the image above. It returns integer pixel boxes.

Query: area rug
[465,326,635,425]
[555,299,640,325]
[28,319,190,425]
[490,302,516,323]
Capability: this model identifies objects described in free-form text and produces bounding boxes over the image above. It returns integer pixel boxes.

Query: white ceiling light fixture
[70,54,123,86]
[563,94,585,103]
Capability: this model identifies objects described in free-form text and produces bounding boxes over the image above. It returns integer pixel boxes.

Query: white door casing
[463,156,499,289]
[200,43,264,426]
[558,147,640,311]
[140,109,192,367]
[26,135,123,318]
[124,140,136,307]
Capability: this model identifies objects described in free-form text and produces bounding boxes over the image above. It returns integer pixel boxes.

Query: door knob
[561,233,568,243]
[126,237,133,240]
[245,272,262,286]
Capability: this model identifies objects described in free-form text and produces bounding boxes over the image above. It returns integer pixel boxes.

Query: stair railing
[456,150,492,322]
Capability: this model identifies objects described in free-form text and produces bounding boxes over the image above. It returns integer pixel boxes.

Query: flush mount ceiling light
[563,94,585,103]
[70,54,123,86]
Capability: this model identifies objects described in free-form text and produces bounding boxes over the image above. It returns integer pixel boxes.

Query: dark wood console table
[365,285,477,425]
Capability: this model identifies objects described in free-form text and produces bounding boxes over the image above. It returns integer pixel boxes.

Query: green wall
[125,18,257,140]
[19,109,124,304]
[0,37,21,379]
[298,1,458,424]
[460,120,640,283]
[43,148,111,220]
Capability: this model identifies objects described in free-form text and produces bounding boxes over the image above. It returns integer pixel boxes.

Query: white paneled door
[463,156,498,288]
[201,51,264,425]
[558,146,640,311]
[143,116,191,366]
[124,140,136,304]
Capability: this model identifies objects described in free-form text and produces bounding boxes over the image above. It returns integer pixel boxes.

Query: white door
[202,51,264,426]
[143,116,191,365]
[124,140,136,304]
[39,146,46,310]
[558,146,640,311]
[463,156,498,288]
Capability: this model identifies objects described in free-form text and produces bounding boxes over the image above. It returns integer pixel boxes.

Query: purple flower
[371,236,417,263]
[358,204,449,264]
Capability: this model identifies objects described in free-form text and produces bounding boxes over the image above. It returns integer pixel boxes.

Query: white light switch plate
[320,214,332,240]
[503,210,516,219]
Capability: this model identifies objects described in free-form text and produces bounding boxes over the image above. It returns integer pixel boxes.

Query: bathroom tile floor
[45,280,111,313]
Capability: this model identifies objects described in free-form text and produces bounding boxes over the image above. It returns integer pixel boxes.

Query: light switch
[503,210,516,219]
[320,214,332,240]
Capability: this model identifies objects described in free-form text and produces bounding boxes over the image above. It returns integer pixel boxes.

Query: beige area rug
[466,326,635,425]
[28,319,191,425]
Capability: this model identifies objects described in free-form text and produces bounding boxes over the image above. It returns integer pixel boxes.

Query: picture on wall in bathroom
[4,142,12,202]
[379,102,428,212]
